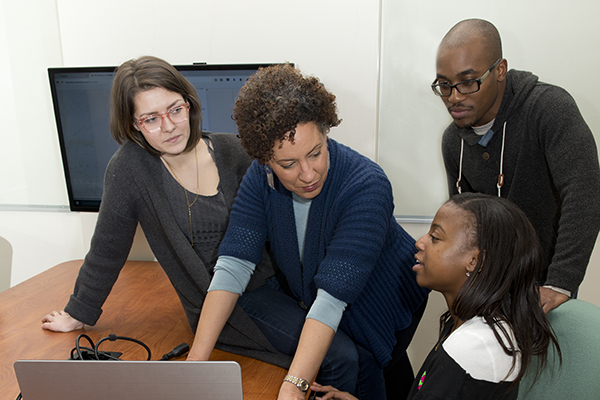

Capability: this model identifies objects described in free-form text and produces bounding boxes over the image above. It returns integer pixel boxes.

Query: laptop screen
[48,63,275,212]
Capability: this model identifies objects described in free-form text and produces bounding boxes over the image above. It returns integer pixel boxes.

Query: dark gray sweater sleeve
[64,146,140,325]
[535,86,600,292]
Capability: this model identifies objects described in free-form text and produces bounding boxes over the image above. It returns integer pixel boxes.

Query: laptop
[14,360,243,400]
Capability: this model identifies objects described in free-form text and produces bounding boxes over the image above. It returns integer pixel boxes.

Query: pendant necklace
[162,145,200,247]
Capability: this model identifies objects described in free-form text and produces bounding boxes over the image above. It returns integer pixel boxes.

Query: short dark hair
[110,56,202,156]
[445,193,560,386]
[232,63,341,164]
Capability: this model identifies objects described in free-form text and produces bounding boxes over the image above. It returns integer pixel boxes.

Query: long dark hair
[446,192,560,385]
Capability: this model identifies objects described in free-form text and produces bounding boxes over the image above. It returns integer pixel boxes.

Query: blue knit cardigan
[219,138,430,367]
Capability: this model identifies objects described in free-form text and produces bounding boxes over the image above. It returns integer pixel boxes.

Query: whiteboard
[379,0,600,218]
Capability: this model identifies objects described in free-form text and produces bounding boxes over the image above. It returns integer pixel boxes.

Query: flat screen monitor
[48,63,276,212]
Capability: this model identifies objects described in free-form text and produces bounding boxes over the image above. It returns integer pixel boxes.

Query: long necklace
[162,145,200,247]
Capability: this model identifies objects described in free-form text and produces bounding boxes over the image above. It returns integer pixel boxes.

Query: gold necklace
[162,145,200,247]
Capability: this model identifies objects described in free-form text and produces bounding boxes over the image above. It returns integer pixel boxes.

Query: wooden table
[0,260,287,400]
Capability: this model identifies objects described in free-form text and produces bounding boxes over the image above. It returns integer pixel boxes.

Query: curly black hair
[232,63,341,164]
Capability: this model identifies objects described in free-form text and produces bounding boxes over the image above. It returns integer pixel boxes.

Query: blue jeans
[238,279,387,399]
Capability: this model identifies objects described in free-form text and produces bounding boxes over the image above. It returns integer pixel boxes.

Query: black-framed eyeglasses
[431,58,501,97]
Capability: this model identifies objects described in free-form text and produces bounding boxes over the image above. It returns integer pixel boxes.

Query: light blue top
[209,193,347,331]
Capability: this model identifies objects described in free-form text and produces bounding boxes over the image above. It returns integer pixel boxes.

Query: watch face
[299,380,309,392]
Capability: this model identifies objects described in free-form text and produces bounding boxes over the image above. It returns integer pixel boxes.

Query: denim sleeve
[208,255,256,295]
[306,288,347,332]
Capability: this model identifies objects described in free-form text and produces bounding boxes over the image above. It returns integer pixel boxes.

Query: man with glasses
[434,19,600,313]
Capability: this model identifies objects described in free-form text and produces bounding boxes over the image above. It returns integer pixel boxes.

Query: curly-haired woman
[188,64,430,400]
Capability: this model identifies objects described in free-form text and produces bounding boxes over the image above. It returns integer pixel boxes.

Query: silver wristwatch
[283,374,310,392]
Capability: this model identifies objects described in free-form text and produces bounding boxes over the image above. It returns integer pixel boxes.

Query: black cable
[70,345,95,360]
[69,333,114,360]
[160,343,189,360]
[74,334,96,360]
[69,333,150,361]
[95,334,152,361]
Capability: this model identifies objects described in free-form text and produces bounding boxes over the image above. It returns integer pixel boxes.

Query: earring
[265,165,275,189]
[466,270,471,277]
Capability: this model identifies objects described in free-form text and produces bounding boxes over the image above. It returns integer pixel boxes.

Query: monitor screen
[48,63,275,212]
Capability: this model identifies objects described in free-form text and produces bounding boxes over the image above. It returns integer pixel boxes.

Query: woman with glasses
[41,56,287,367]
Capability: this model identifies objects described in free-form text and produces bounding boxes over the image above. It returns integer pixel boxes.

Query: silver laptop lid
[14,360,243,400]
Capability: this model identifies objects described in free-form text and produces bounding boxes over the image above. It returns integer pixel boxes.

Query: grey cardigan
[64,132,291,367]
